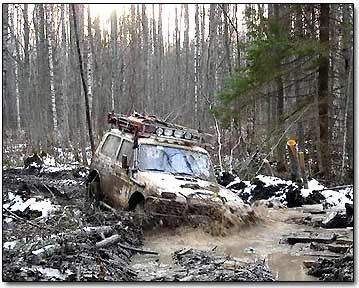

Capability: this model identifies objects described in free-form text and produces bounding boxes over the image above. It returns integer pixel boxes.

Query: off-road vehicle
[87,112,253,227]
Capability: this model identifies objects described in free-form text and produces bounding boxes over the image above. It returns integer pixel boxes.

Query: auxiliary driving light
[164,128,174,136]
[184,131,192,140]
[156,127,164,136]
[174,130,184,138]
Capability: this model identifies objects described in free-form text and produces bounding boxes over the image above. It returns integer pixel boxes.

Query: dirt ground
[2,167,353,281]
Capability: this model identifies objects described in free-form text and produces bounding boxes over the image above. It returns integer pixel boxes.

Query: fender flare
[87,169,102,186]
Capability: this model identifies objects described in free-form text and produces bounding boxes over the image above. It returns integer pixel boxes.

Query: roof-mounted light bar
[155,127,193,140]
[107,111,202,143]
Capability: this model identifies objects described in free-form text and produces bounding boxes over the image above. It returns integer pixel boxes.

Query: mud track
[2,167,353,281]
[2,168,143,281]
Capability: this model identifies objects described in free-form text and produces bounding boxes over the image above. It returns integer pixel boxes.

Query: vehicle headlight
[184,131,192,140]
[164,128,173,137]
[174,130,184,138]
[156,127,164,136]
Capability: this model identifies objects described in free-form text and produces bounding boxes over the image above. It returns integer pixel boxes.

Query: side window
[101,135,122,158]
[117,139,133,167]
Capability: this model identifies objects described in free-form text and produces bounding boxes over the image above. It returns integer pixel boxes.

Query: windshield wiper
[173,171,198,178]
[145,168,166,172]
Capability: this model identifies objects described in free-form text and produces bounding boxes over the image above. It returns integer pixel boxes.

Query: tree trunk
[318,4,330,178]
[141,5,149,112]
[273,4,286,173]
[157,4,164,116]
[71,4,95,155]
[22,4,30,137]
[2,4,9,130]
[222,4,232,75]
[194,4,200,128]
[37,4,50,150]
[46,5,58,142]
[295,4,304,151]
[111,10,119,112]
[59,4,70,145]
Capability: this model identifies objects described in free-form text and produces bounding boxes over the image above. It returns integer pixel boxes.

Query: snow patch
[4,241,17,250]
[4,217,13,223]
[79,170,87,178]
[7,195,57,218]
[32,244,57,256]
[256,175,292,187]
[320,189,352,208]
[41,164,78,173]
[225,173,352,208]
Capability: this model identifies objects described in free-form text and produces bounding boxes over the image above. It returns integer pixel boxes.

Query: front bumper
[144,196,256,228]
[144,196,239,222]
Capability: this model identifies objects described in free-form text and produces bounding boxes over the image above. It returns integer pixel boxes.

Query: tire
[134,201,145,225]
[88,181,102,201]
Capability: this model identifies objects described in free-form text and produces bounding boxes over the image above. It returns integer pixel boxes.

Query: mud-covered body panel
[89,129,251,223]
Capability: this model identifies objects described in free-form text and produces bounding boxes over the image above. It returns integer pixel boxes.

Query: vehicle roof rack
[107,111,212,144]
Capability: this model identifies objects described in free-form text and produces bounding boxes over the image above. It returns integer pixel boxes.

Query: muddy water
[131,208,319,281]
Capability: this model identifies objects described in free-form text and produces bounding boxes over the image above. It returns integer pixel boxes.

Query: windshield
[138,144,216,181]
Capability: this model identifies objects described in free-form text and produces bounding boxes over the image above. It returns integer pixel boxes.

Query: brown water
[131,208,319,281]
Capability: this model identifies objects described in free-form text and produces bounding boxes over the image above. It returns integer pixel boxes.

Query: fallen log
[31,242,90,264]
[321,212,349,229]
[99,201,117,212]
[117,243,158,255]
[327,244,351,254]
[335,238,353,246]
[95,234,158,255]
[96,234,121,248]
[303,260,317,268]
[302,204,324,214]
[75,226,113,237]
[313,184,353,192]
[31,244,61,264]
[3,207,48,230]
[285,231,336,245]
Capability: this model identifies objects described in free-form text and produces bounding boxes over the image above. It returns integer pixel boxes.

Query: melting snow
[4,241,17,250]
[4,218,13,223]
[301,179,325,197]
[6,194,57,218]
[256,175,292,187]
[226,174,352,208]
[320,188,353,208]
[79,170,87,178]
[41,164,78,173]
[32,244,57,256]
[23,266,70,280]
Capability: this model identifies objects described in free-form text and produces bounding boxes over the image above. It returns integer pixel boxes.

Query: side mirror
[122,155,129,169]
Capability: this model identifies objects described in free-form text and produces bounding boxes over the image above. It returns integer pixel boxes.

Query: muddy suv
[87,112,252,226]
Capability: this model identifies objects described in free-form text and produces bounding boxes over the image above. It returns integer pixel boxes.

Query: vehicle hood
[136,171,247,209]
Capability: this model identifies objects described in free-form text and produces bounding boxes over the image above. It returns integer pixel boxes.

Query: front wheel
[134,201,145,225]
[88,180,103,202]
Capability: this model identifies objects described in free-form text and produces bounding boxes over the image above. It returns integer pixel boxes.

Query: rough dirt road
[131,208,319,281]
[2,166,353,281]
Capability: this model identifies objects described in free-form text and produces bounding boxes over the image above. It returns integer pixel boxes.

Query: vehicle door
[97,134,122,201]
[112,138,134,208]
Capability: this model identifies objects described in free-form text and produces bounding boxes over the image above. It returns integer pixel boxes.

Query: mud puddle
[131,209,319,281]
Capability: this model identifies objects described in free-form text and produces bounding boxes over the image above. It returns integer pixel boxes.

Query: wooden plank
[303,260,317,268]
[302,204,324,214]
[335,238,353,245]
[327,244,351,254]
[286,231,336,245]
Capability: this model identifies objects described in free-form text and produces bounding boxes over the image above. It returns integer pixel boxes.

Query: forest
[2,4,354,282]
[2,4,354,182]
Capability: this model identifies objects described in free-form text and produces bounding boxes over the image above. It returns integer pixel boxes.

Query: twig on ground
[3,207,47,230]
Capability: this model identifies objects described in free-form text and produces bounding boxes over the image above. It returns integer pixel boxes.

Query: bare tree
[71,4,95,155]
[318,4,330,177]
